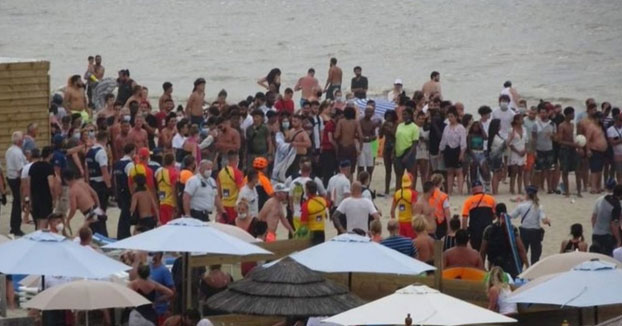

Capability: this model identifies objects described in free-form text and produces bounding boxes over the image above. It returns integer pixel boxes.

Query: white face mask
[282,121,290,129]
[238,212,248,219]
[335,96,344,102]
[203,170,212,179]
[55,223,64,233]
[500,102,509,111]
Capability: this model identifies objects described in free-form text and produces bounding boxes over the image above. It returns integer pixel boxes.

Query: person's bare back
[413,199,436,234]
[131,190,157,218]
[258,197,285,234]
[329,66,343,86]
[413,234,435,263]
[70,180,97,214]
[422,80,441,100]
[335,119,359,147]
[443,246,484,269]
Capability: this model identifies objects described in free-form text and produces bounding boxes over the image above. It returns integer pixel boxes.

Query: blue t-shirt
[52,150,67,171]
[149,263,174,315]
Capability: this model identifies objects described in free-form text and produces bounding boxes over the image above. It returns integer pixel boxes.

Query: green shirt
[395,122,420,157]
[246,124,270,154]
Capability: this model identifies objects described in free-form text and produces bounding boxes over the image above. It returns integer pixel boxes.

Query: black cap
[339,160,351,168]
[471,180,483,188]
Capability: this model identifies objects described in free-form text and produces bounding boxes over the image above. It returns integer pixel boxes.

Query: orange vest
[429,188,449,224]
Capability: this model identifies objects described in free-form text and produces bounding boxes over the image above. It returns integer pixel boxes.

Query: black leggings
[520,227,543,265]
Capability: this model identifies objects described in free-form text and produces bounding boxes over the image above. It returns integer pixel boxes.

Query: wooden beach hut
[0,58,50,160]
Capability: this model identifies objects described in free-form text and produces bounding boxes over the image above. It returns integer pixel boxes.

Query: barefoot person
[186,78,206,127]
[324,57,342,100]
[335,106,362,174]
[258,183,294,242]
[64,169,104,236]
[557,107,581,197]
[585,103,608,193]
[421,71,442,101]
[413,181,436,236]
[294,68,321,107]
[64,75,89,120]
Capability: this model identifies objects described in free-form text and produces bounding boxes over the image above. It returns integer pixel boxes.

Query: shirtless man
[186,78,206,127]
[159,82,174,112]
[158,114,176,155]
[324,57,342,100]
[294,68,321,107]
[421,71,442,101]
[214,118,241,163]
[131,174,159,230]
[64,169,101,236]
[285,115,312,177]
[258,184,294,241]
[93,55,105,80]
[123,85,144,111]
[114,117,132,160]
[334,105,362,173]
[64,75,87,114]
[128,114,149,150]
[413,181,436,236]
[585,103,608,193]
[357,103,381,177]
[443,230,484,269]
[557,107,581,197]
[576,99,596,190]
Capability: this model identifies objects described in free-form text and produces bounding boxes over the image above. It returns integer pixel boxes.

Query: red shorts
[399,221,415,239]
[159,204,175,225]
[266,231,277,242]
[223,206,237,224]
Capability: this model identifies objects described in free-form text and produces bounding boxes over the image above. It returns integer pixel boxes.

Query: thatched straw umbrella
[206,257,364,317]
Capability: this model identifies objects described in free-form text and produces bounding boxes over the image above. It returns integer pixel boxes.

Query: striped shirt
[381,235,417,258]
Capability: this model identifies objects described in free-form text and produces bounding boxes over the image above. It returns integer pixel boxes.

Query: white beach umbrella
[518,251,621,280]
[0,230,129,279]
[23,279,149,310]
[508,260,622,307]
[323,284,516,326]
[103,218,270,255]
[205,221,259,243]
[266,233,434,275]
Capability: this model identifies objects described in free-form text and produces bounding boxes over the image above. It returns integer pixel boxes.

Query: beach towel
[271,132,297,183]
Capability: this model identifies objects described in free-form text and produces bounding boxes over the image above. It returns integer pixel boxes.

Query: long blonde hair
[486,266,509,290]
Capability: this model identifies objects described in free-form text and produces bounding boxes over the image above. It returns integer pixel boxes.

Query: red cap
[138,147,150,159]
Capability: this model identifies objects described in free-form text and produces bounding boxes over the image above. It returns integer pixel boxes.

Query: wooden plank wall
[0,61,50,165]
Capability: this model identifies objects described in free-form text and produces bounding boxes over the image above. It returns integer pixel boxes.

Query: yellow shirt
[301,196,328,231]
[393,188,417,223]
[218,166,241,207]
[155,167,177,207]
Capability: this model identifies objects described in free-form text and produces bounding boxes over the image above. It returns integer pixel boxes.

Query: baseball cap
[606,178,617,190]
[274,183,290,193]
[525,185,538,195]
[394,78,403,85]
[471,180,483,188]
[339,160,351,168]
[53,134,64,146]
[138,147,150,159]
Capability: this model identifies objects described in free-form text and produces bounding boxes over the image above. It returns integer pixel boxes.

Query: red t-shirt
[154,111,168,131]
[275,99,295,115]
[321,120,336,151]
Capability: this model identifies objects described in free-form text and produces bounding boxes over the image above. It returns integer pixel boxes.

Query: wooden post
[184,253,192,310]
[433,240,443,292]
[0,274,6,317]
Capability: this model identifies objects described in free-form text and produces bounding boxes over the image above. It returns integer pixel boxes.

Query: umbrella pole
[348,272,352,290]
[594,306,598,325]
[86,311,89,326]
[578,308,583,326]
[184,252,191,312]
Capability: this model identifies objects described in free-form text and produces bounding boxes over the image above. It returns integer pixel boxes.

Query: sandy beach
[0,159,597,261]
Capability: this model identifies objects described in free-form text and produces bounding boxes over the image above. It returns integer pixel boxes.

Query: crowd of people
[3,54,622,321]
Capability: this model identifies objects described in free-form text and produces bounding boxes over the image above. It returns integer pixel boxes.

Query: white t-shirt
[327,173,351,207]
[607,125,622,156]
[21,162,34,179]
[184,175,217,212]
[5,145,27,179]
[492,108,516,139]
[172,133,186,150]
[336,197,377,232]
[237,185,259,218]
[613,247,622,263]
[240,115,253,133]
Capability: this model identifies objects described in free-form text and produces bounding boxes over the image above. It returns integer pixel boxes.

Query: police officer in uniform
[85,131,112,236]
[113,143,135,239]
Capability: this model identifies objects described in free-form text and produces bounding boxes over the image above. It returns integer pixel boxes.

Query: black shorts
[535,150,555,171]
[31,201,53,220]
[589,150,606,173]
[443,146,462,169]
[137,216,157,230]
[559,146,578,173]
[310,230,325,246]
